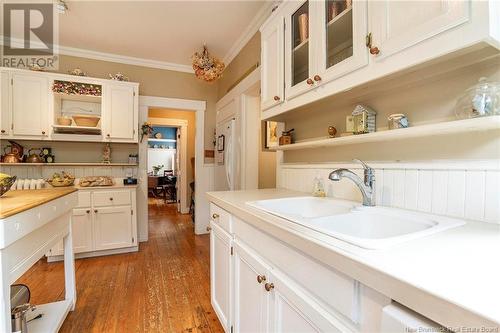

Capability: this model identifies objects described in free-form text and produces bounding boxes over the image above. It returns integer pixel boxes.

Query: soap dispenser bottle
[312,177,326,197]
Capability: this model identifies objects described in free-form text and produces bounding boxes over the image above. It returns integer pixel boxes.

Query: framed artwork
[265,121,285,148]
[217,134,225,152]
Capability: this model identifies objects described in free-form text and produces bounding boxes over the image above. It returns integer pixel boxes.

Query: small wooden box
[279,135,292,145]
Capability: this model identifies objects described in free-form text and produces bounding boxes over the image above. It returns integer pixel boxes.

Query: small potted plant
[152,164,164,176]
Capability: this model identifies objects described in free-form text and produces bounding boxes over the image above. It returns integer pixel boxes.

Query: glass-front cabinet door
[316,0,368,85]
[284,0,318,100]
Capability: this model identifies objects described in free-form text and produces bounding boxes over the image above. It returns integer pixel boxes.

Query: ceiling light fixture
[192,45,225,83]
[56,0,68,14]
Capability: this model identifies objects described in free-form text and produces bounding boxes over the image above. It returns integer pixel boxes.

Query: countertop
[206,189,500,329]
[0,188,77,219]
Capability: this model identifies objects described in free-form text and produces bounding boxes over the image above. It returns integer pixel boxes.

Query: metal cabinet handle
[306,78,314,85]
[313,75,322,82]
[206,226,212,232]
[212,213,219,219]
[273,95,280,101]
[109,197,114,201]
[264,283,274,292]
[366,32,380,55]
[106,134,110,137]
[369,46,380,55]
[94,209,98,213]
[41,131,46,135]
[257,275,266,284]
[1,130,5,134]
[86,210,90,214]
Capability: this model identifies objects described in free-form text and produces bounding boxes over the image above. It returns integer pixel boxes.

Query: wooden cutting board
[0,188,77,219]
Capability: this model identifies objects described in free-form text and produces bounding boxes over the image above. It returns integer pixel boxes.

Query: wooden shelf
[53,92,102,103]
[0,162,138,166]
[52,125,102,135]
[27,300,72,333]
[270,116,500,151]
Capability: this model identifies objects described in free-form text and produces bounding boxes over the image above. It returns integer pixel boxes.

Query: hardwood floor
[17,199,224,333]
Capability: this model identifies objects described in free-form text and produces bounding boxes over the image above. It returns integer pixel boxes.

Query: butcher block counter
[0,188,77,219]
[0,188,77,333]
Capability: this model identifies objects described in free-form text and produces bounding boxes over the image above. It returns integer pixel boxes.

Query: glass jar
[455,77,500,119]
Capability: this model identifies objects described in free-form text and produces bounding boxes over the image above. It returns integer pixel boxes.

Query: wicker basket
[72,115,100,127]
[0,176,17,197]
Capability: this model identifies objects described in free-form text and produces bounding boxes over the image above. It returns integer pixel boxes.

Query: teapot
[2,146,21,163]
[26,149,44,163]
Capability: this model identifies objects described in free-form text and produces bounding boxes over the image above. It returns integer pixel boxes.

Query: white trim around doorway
[138,96,213,241]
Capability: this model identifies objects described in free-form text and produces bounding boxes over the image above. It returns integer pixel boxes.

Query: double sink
[247,196,465,249]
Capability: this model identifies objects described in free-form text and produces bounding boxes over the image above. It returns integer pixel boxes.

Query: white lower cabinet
[210,222,232,332]
[94,206,134,250]
[48,187,137,260]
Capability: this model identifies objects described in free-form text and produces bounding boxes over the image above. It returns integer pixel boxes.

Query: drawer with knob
[92,190,131,207]
[209,203,232,234]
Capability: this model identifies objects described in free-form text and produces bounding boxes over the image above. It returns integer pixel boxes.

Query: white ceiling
[59,1,268,69]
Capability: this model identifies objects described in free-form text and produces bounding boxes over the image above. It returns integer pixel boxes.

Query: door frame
[138,96,209,241]
[147,117,188,213]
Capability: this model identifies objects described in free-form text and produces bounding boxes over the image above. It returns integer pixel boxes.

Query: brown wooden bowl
[72,115,100,127]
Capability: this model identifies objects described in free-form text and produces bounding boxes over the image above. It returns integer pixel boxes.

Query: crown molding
[0,35,194,74]
[222,1,275,66]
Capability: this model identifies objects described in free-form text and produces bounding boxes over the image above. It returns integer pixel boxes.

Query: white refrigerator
[215,118,239,191]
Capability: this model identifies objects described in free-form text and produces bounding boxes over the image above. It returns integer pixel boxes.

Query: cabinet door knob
[1,130,5,134]
[94,209,98,213]
[212,213,219,219]
[206,226,212,232]
[42,131,46,135]
[306,78,314,85]
[264,283,274,292]
[313,75,321,82]
[86,210,90,214]
[257,275,266,284]
[107,134,110,137]
[109,197,113,201]
[273,95,280,101]
[370,47,380,55]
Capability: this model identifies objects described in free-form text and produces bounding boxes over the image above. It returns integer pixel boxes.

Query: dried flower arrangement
[52,80,102,96]
[192,45,225,82]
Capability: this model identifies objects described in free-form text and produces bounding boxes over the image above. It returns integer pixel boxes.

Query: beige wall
[148,108,196,193]
[282,57,500,163]
[217,32,261,100]
[55,55,217,153]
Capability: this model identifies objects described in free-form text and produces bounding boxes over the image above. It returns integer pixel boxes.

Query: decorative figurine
[328,126,337,138]
[102,143,111,164]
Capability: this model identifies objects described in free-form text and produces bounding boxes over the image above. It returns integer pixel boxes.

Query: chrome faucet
[328,159,375,206]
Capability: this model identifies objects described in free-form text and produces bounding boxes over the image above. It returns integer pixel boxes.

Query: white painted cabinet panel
[0,71,11,137]
[368,0,470,61]
[233,240,271,333]
[11,72,48,137]
[93,206,133,251]
[105,84,137,141]
[268,270,352,333]
[210,222,232,332]
[261,15,285,111]
[50,208,94,256]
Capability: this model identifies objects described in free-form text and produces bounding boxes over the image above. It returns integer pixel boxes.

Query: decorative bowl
[57,117,72,126]
[72,115,100,127]
[0,176,17,197]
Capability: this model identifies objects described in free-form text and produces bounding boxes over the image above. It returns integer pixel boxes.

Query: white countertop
[206,189,500,329]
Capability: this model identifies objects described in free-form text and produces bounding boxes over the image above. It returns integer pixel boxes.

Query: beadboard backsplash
[277,161,500,224]
[2,165,138,180]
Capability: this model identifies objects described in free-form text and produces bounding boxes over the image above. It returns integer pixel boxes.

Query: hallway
[17,200,223,333]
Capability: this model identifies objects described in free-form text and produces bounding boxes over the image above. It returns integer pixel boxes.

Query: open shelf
[0,162,138,166]
[27,300,72,333]
[270,116,500,151]
[148,138,176,143]
[52,125,102,135]
[53,92,101,103]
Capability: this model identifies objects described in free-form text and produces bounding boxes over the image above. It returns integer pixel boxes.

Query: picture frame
[217,134,225,152]
[265,121,285,148]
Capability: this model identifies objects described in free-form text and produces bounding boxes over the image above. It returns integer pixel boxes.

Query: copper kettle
[2,146,21,163]
[26,149,43,163]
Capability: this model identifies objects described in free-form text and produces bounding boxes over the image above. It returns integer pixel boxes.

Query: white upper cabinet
[104,83,138,142]
[0,71,11,137]
[233,240,271,333]
[11,72,49,137]
[210,222,232,332]
[316,0,368,85]
[368,0,470,61]
[260,15,285,111]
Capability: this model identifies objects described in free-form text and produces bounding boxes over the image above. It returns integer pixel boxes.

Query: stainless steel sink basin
[247,197,465,249]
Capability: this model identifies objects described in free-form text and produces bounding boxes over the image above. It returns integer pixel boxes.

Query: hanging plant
[140,122,153,143]
[192,45,225,82]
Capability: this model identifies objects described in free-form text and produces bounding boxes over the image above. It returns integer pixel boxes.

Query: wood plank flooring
[17,199,224,333]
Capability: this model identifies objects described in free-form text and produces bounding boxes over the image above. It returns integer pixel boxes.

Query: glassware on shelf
[325,0,353,69]
[455,77,500,119]
[292,1,310,86]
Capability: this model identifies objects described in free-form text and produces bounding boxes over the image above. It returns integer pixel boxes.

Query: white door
[284,0,318,100]
[261,15,285,111]
[268,270,353,333]
[11,72,49,137]
[49,208,94,256]
[233,240,271,333]
[105,84,136,141]
[210,222,232,332]
[368,0,470,61]
[93,206,133,251]
[0,71,11,137]
[315,0,368,85]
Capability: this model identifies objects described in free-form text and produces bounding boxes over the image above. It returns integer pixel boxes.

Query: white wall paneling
[277,161,500,224]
